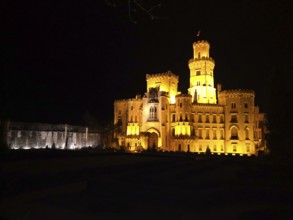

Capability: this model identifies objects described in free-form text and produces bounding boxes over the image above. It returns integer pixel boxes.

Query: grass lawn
[0,150,292,219]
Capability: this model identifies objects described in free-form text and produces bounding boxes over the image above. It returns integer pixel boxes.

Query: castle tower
[188,40,217,104]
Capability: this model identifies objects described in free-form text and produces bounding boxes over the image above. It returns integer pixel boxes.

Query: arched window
[172,114,176,122]
[231,127,238,139]
[245,127,249,140]
[149,106,157,120]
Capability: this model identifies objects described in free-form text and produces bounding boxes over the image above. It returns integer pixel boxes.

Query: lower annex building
[114,39,268,156]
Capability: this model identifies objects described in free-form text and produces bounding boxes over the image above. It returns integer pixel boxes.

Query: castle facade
[114,40,268,156]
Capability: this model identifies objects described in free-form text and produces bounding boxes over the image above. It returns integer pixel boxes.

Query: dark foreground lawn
[0,150,292,220]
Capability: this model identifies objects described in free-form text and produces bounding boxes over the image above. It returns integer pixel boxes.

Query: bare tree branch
[105,0,168,23]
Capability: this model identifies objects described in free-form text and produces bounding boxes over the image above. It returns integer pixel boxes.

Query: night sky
[2,0,293,126]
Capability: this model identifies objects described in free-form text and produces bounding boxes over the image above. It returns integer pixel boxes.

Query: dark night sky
[2,0,293,126]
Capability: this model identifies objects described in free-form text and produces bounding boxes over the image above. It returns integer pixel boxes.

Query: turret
[188,40,217,104]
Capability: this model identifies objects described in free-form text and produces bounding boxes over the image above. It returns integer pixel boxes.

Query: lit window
[231,127,238,139]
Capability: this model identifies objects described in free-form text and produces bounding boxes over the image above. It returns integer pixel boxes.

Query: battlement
[188,57,215,64]
[176,94,192,98]
[192,103,225,113]
[193,40,210,46]
[146,71,179,80]
[219,89,255,97]
[114,97,142,103]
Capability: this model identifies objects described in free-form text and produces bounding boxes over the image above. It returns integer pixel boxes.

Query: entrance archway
[148,132,158,150]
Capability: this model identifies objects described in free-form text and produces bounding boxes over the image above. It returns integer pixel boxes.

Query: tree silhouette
[105,0,167,23]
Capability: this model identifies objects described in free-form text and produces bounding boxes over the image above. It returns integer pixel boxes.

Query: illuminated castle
[114,40,268,156]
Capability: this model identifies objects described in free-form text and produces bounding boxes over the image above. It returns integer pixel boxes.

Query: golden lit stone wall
[146,71,179,104]
[218,90,256,155]
[188,40,217,104]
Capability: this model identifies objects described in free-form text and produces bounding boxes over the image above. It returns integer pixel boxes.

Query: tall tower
[188,40,217,104]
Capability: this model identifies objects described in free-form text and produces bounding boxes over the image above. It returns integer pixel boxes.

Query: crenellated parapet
[193,40,210,46]
[114,97,142,103]
[192,103,224,113]
[146,71,179,81]
[188,57,215,64]
[219,89,255,98]
[176,94,192,98]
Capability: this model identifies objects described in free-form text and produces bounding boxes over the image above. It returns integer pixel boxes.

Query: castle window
[213,115,217,123]
[213,130,217,139]
[180,114,183,121]
[206,115,210,123]
[233,145,237,152]
[191,128,195,136]
[196,71,200,76]
[172,114,176,122]
[244,102,248,108]
[231,102,236,109]
[230,114,238,123]
[199,145,202,151]
[206,129,210,139]
[149,106,157,120]
[172,128,175,137]
[198,52,201,58]
[220,130,224,139]
[246,144,250,152]
[231,127,238,139]
[198,115,202,123]
[245,114,249,123]
[199,129,202,139]
[220,115,224,123]
[197,81,200,86]
[180,102,183,107]
[245,127,249,140]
